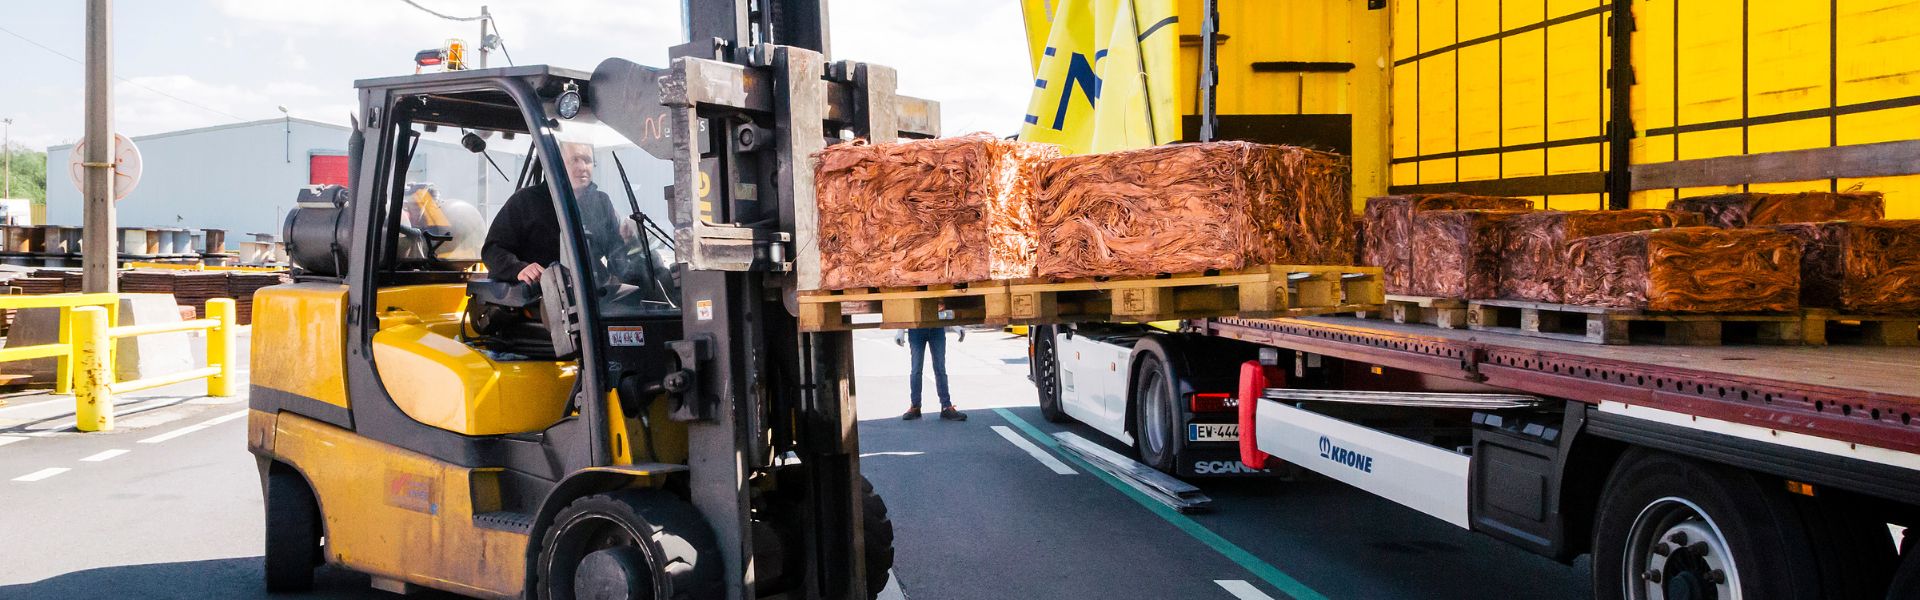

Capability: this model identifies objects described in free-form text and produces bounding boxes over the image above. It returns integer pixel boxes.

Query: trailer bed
[1200,316,1920,453]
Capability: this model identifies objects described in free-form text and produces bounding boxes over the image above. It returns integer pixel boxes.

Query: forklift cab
[336,66,683,439]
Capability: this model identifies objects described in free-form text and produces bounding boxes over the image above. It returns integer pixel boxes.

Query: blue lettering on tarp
[1048,50,1108,130]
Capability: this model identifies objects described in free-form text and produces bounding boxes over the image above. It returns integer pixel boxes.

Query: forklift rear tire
[263,469,321,592]
[537,489,721,600]
[862,476,895,597]
[1031,326,1070,423]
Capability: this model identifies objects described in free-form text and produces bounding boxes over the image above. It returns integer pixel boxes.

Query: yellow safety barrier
[71,298,236,431]
[0,293,121,395]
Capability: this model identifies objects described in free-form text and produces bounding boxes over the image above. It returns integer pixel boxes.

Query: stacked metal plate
[173,272,232,319]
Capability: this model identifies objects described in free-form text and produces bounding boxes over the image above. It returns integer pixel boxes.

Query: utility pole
[475,5,491,216]
[82,0,116,293]
[279,105,291,163]
[3,118,12,198]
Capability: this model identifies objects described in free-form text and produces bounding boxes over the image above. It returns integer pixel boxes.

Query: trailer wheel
[861,476,895,598]
[263,468,321,592]
[1592,449,1820,600]
[1132,353,1178,472]
[537,489,721,600]
[1030,325,1070,423]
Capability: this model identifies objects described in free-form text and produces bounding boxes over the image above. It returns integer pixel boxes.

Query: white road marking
[860,451,925,458]
[201,410,248,426]
[80,449,129,462]
[0,435,26,447]
[1216,580,1277,600]
[12,467,70,482]
[138,425,209,444]
[990,425,1076,475]
[875,569,906,600]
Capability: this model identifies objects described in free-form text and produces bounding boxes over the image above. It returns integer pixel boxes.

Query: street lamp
[277,106,290,164]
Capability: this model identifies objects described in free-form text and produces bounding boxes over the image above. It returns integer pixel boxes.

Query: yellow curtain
[1018,0,1179,155]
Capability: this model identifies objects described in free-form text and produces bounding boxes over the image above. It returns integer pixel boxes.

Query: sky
[0,0,1034,153]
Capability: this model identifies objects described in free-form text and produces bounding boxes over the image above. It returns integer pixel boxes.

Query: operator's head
[560,142,595,195]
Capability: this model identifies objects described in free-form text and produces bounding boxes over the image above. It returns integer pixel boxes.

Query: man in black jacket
[482,141,623,283]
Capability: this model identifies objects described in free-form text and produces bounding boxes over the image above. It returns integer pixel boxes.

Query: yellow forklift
[245,2,939,598]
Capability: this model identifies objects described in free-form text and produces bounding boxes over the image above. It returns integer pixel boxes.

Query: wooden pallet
[1802,310,1919,346]
[1466,299,1805,346]
[1359,294,1469,329]
[1006,265,1383,324]
[796,281,1009,332]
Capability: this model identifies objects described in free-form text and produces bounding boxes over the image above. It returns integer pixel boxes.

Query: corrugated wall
[1384,0,1920,217]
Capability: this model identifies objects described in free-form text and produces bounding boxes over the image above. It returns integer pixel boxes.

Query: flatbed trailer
[1034,315,1920,598]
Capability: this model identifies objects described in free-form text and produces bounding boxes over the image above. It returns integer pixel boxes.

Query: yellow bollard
[72,305,113,432]
[205,298,236,397]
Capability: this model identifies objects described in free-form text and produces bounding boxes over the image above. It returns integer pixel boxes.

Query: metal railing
[0,293,121,395]
[0,293,236,432]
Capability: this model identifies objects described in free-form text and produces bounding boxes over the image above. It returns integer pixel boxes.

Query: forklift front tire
[263,468,321,592]
[537,489,721,600]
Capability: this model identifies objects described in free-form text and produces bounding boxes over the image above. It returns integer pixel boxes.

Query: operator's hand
[517,263,546,284]
[620,219,639,242]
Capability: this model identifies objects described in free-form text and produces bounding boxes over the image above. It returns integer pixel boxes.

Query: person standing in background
[896,326,967,421]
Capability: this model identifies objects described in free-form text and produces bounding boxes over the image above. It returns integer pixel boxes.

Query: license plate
[1188,423,1239,442]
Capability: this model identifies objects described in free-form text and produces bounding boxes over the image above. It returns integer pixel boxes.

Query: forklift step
[1053,431,1211,513]
[474,511,535,534]
[1262,388,1540,410]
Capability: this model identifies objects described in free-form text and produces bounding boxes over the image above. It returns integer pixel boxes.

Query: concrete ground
[0,327,1590,599]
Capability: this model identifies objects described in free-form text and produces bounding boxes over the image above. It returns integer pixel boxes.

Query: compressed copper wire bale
[1770,220,1920,315]
[813,133,1059,289]
[1667,191,1884,228]
[1563,227,1801,312]
[1361,194,1533,294]
[1033,142,1352,279]
[1498,209,1703,303]
[1408,209,1530,298]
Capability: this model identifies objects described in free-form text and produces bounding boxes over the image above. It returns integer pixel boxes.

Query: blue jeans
[907,328,951,409]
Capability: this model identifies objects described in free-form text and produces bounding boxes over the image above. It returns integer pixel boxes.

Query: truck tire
[1030,326,1070,423]
[264,468,321,592]
[1132,352,1178,473]
[861,476,895,598]
[1591,449,1822,600]
[537,489,721,600]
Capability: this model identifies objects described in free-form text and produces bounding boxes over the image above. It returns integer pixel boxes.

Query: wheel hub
[573,546,650,600]
[1626,498,1740,600]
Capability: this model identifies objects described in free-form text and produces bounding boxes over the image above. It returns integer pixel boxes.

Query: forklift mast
[592,1,940,597]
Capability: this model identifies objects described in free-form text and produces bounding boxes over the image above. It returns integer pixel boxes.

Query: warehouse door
[1387,0,1618,210]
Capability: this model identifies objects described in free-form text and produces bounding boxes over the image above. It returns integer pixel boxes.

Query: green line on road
[994,408,1329,600]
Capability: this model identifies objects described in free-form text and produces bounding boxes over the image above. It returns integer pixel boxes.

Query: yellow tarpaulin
[1018,0,1179,155]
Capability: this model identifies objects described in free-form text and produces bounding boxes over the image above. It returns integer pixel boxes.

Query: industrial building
[45,117,523,245]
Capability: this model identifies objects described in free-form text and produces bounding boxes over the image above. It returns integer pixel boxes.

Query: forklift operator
[482,141,624,284]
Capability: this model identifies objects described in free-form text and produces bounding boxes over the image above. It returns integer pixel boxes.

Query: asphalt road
[0,327,1590,599]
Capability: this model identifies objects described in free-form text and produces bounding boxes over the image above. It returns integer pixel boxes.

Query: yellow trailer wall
[1376,0,1920,217]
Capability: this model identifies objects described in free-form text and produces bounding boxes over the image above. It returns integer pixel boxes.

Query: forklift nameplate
[609,326,646,347]
[385,469,440,515]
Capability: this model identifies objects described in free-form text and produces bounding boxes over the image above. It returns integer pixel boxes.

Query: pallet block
[797,281,1009,332]
[1378,294,1469,329]
[1801,310,1920,347]
[1007,265,1383,324]
[1467,299,1804,346]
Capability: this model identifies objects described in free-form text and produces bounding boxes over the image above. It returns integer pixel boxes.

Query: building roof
[46,117,350,152]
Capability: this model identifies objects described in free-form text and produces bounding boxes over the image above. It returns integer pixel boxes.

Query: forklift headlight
[556,87,582,120]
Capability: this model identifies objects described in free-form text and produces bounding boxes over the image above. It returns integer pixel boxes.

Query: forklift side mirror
[539,263,583,359]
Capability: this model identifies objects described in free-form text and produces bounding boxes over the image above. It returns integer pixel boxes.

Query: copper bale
[1668,191,1884,228]
[1564,227,1801,312]
[1409,209,1530,298]
[1771,220,1920,315]
[1034,142,1352,279]
[813,133,1060,290]
[1499,209,1700,303]
[1360,194,1532,294]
